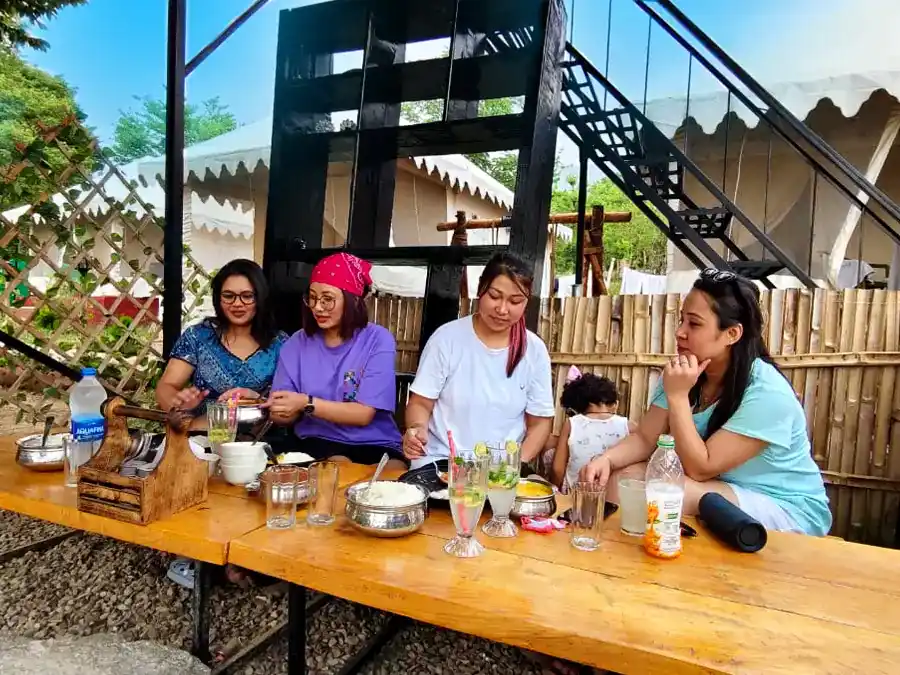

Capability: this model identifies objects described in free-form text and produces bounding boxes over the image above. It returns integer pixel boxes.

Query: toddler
[551,366,635,490]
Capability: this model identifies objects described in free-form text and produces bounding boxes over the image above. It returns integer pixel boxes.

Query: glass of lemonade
[207,402,237,454]
[444,450,490,558]
[482,441,521,538]
[618,476,647,537]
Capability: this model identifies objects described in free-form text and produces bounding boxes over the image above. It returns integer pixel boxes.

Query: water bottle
[69,368,107,469]
[644,434,685,559]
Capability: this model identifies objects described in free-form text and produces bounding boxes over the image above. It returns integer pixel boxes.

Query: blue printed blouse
[170,320,288,412]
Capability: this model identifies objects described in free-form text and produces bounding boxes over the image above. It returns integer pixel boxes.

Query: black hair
[477,252,534,377]
[691,270,785,439]
[560,372,619,415]
[301,286,371,341]
[209,259,279,349]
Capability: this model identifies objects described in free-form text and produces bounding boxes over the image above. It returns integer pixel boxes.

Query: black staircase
[550,0,900,289]
[559,43,811,287]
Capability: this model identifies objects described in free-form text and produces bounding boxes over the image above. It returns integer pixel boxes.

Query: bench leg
[191,561,212,664]
[288,584,307,675]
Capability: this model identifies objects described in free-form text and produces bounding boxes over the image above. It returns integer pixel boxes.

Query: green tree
[0,49,93,210]
[109,96,238,164]
[551,175,668,276]
[1,0,85,51]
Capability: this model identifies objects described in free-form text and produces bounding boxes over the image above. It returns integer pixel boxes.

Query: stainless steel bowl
[510,477,557,519]
[236,404,266,425]
[15,434,66,472]
[249,468,310,505]
[344,481,428,538]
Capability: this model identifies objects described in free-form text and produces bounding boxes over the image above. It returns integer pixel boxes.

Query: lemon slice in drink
[505,440,519,456]
[474,442,489,458]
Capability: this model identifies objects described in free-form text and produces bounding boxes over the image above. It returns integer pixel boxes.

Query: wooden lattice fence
[0,119,215,429]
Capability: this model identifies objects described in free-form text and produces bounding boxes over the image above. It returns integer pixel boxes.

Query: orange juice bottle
[644,434,685,559]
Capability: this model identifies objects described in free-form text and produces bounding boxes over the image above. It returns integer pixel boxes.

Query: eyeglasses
[699,268,737,283]
[221,291,256,305]
[304,293,336,311]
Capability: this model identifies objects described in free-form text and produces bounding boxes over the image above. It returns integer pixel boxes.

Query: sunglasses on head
[699,268,737,283]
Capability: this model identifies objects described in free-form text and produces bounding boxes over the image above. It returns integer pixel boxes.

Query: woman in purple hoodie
[266,252,405,469]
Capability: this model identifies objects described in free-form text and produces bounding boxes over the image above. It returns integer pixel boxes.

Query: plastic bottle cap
[81,367,97,377]
[657,434,675,447]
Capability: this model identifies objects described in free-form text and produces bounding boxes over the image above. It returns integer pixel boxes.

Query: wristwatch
[303,395,316,417]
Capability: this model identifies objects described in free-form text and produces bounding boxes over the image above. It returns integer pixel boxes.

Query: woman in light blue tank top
[581,269,831,536]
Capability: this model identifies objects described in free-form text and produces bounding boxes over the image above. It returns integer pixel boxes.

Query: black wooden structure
[263,0,567,345]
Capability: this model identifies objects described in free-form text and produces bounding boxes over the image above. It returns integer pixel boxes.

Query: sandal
[166,558,195,590]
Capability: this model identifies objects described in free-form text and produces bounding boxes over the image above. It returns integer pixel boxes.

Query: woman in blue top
[156,259,287,590]
[156,259,287,416]
[582,269,831,536]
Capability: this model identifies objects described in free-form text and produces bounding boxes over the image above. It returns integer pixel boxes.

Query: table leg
[191,561,212,664]
[288,584,307,675]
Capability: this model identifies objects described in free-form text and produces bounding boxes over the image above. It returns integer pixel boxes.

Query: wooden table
[229,502,900,674]
[0,437,375,665]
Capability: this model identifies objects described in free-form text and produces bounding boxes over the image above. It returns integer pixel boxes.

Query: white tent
[643,70,900,288]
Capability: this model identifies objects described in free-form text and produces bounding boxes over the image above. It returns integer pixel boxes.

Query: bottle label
[645,487,684,559]
[72,416,105,443]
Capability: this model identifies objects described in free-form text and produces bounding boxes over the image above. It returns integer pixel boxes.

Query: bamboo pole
[856,290,886,540]
[434,210,632,231]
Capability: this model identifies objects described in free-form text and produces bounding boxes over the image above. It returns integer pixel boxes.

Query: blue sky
[24,0,900,157]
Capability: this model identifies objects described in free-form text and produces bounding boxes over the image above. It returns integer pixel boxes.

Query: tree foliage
[109,96,238,164]
[0,49,94,210]
[1,0,85,51]
[551,176,668,276]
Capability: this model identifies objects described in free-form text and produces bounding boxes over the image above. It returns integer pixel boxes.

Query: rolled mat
[698,492,768,553]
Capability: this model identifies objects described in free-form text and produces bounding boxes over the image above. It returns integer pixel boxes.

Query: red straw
[447,430,457,462]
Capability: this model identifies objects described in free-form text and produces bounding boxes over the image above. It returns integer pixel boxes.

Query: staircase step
[729,260,786,280]
[675,207,733,238]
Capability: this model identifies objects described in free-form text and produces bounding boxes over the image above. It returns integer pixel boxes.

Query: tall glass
[618,476,647,537]
[62,434,79,487]
[307,460,339,526]
[262,465,300,530]
[445,453,490,557]
[207,403,237,454]
[571,481,607,551]
[482,441,521,538]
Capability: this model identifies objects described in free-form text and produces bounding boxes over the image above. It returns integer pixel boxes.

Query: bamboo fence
[368,289,900,546]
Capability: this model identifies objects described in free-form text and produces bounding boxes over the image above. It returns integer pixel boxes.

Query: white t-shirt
[565,414,631,490]
[409,315,555,469]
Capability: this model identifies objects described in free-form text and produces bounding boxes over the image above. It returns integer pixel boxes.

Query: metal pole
[574,147,588,286]
[186,0,271,76]
[163,0,186,358]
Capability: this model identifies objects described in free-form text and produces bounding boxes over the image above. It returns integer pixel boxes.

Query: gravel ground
[0,511,73,555]
[0,510,590,674]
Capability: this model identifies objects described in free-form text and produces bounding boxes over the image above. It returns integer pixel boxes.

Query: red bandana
[310,252,373,297]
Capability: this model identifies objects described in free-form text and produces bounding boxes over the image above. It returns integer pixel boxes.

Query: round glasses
[304,293,336,311]
[221,291,256,305]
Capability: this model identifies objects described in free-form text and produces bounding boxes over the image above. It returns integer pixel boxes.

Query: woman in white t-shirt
[403,253,555,467]
[551,368,635,491]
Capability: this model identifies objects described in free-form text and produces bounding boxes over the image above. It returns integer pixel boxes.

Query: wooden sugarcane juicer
[77,397,208,525]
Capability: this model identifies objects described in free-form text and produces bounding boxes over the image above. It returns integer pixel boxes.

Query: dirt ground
[0,395,70,436]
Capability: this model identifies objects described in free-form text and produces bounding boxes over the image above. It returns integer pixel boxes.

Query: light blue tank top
[650,359,832,536]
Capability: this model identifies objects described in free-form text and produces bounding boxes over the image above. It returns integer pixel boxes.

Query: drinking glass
[62,434,79,487]
[307,460,339,526]
[618,476,647,537]
[207,403,237,454]
[570,481,607,551]
[445,453,490,557]
[262,465,300,530]
[482,441,521,538]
